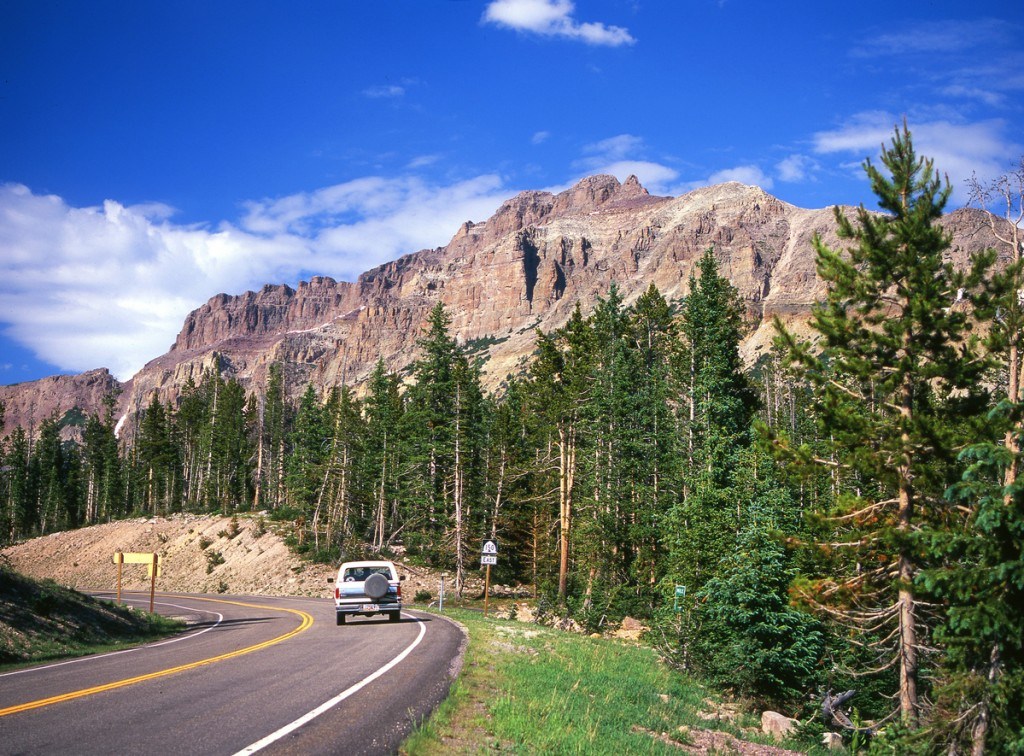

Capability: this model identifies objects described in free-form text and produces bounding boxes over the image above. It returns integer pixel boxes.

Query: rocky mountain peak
[0,175,1011,440]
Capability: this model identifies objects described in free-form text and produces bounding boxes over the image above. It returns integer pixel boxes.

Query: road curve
[0,592,466,755]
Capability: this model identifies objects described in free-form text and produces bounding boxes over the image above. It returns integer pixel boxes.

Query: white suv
[331,560,404,625]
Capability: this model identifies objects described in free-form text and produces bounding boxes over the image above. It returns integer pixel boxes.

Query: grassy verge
[0,567,184,668]
[403,606,816,754]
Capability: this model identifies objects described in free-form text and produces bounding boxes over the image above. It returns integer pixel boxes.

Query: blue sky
[2,0,1022,384]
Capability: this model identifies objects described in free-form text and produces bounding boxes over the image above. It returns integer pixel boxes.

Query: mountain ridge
[0,175,1006,438]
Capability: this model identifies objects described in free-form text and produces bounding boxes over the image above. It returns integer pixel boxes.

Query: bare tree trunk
[557,424,575,601]
[374,433,388,551]
[898,373,919,723]
[453,383,465,599]
[253,395,264,510]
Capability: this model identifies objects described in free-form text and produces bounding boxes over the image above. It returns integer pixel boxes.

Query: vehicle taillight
[335,587,340,599]
[396,584,402,599]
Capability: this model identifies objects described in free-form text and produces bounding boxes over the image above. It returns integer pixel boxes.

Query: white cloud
[940,85,1006,108]
[482,0,635,46]
[363,84,405,99]
[531,130,551,145]
[706,165,774,190]
[776,154,819,183]
[407,154,441,169]
[601,161,679,191]
[0,176,512,380]
[812,113,1023,204]
[851,18,1010,59]
[582,134,645,162]
[570,134,680,194]
[675,164,775,194]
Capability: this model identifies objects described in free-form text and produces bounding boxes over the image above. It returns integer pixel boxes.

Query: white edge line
[0,600,224,679]
[234,614,427,755]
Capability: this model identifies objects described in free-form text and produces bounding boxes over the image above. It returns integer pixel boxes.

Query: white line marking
[0,600,224,679]
[234,614,427,754]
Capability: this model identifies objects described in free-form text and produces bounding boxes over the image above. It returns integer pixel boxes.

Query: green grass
[0,567,184,668]
[403,607,816,754]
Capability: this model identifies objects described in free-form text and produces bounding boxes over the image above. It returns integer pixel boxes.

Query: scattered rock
[634,724,804,754]
[612,616,648,641]
[822,731,844,750]
[761,710,798,741]
[696,698,743,723]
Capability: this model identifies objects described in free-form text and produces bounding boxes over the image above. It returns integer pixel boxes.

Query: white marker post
[481,540,498,617]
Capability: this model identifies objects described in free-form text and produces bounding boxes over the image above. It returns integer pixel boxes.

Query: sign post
[112,552,162,612]
[150,552,158,613]
[116,551,124,605]
[481,540,499,618]
[673,585,686,612]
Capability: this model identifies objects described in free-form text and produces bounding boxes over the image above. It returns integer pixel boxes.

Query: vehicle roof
[338,560,396,569]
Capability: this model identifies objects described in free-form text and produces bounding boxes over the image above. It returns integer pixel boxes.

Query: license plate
[362,604,379,612]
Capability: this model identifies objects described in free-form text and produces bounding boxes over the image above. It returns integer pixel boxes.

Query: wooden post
[149,552,158,613]
[116,551,123,605]
[484,564,491,618]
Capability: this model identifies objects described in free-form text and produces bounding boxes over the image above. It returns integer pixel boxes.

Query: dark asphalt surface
[0,592,466,755]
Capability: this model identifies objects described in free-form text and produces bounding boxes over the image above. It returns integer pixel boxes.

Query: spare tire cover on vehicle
[364,573,389,600]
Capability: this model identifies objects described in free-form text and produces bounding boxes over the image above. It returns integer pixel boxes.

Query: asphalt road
[0,592,466,755]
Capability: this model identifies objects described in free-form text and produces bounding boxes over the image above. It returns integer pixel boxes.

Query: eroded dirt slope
[0,514,436,600]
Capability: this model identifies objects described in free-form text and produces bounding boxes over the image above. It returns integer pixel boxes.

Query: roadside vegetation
[403,607,816,754]
[0,567,183,667]
[2,129,1023,752]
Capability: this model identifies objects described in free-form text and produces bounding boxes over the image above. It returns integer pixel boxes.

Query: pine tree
[774,124,991,724]
[692,498,824,707]
[311,385,364,560]
[2,427,34,541]
[402,302,486,596]
[81,399,123,524]
[363,359,404,552]
[136,395,180,515]
[255,363,291,510]
[287,384,329,517]
[919,159,1024,753]
[527,305,592,602]
[666,249,757,595]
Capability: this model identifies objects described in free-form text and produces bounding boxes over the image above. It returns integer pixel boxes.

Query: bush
[205,550,225,574]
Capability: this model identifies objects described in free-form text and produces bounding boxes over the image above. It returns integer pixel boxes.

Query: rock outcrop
[0,369,120,440]
[0,175,1009,438]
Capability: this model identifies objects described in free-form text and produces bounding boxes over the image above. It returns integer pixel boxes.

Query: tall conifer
[774,124,990,723]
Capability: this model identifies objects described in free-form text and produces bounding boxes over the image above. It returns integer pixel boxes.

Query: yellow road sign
[113,552,162,577]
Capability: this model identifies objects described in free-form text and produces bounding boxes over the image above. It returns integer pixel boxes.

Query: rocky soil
[0,513,444,601]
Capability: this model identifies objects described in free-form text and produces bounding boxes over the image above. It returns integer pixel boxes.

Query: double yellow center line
[0,596,314,717]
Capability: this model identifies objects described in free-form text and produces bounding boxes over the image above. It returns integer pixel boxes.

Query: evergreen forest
[2,128,1021,753]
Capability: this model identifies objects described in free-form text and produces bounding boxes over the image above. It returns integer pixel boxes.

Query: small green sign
[673,585,686,612]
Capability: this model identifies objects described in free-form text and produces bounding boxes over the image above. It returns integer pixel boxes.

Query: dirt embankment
[0,514,439,600]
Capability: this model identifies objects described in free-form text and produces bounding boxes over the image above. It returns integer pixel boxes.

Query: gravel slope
[0,513,438,600]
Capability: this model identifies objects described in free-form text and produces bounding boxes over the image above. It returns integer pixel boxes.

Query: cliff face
[0,369,120,440]
[0,175,1008,438]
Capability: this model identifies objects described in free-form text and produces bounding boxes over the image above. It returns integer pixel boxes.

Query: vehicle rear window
[342,566,392,581]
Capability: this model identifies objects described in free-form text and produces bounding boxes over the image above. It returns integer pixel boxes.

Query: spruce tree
[363,359,404,552]
[527,305,592,602]
[919,160,1024,753]
[667,249,757,595]
[774,124,991,723]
